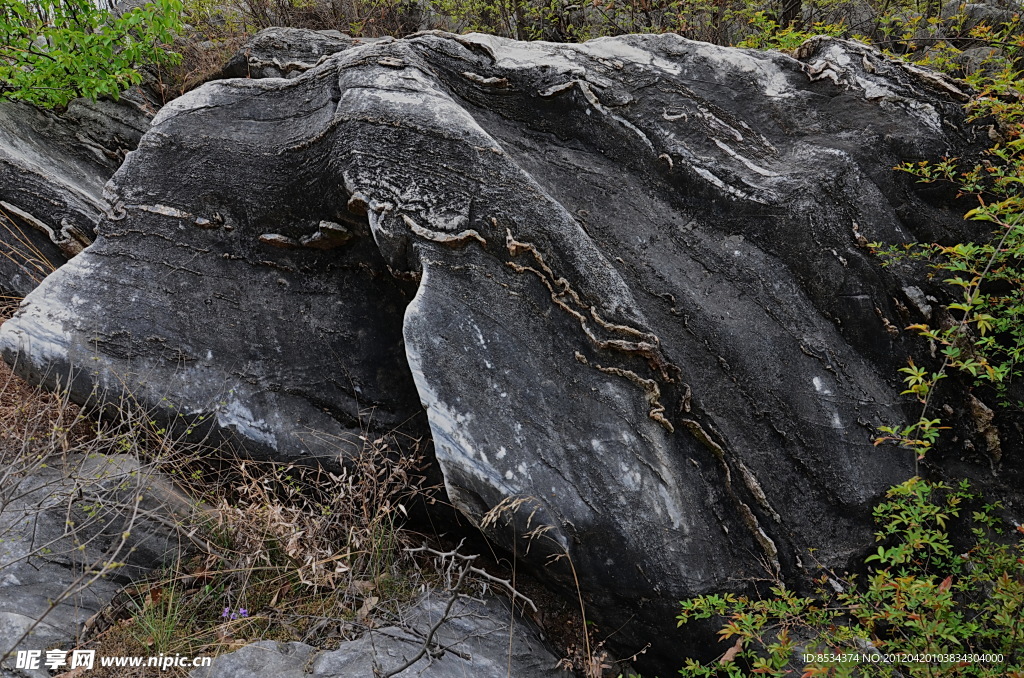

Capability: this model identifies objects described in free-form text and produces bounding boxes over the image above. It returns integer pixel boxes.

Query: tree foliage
[0,0,183,108]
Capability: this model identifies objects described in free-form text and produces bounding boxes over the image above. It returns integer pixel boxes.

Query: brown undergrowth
[77,438,431,677]
[154,27,248,102]
[0,353,94,462]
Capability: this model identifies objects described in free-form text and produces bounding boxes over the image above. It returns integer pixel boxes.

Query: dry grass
[72,426,435,675]
[0,356,90,460]
[155,31,249,102]
[219,0,425,36]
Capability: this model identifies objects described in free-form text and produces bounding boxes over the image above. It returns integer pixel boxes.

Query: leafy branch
[0,0,184,108]
[871,21,1024,459]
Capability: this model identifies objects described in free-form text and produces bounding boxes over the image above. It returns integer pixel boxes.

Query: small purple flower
[238,608,248,618]
[221,607,230,619]
[223,606,249,621]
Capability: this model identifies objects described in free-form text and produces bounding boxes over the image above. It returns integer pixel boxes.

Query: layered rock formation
[1,29,1009,670]
[0,94,154,297]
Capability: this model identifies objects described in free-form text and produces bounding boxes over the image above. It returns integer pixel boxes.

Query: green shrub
[871,18,1024,457]
[0,0,184,108]
[676,477,1024,677]
[733,10,845,49]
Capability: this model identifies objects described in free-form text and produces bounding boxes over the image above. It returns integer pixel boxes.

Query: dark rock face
[0,30,998,669]
[191,593,569,678]
[0,95,154,297]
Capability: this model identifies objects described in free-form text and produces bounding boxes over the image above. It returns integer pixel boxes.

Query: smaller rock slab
[0,454,190,676]
[192,592,569,678]
[0,93,154,297]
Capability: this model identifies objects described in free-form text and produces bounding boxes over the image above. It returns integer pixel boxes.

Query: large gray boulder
[1,30,1010,670]
[0,94,154,297]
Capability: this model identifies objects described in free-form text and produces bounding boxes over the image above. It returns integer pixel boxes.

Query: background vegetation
[0,0,182,106]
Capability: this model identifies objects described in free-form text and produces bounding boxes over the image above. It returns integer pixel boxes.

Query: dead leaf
[351,580,376,594]
[146,586,163,606]
[939,575,953,592]
[720,637,743,664]
[356,596,379,622]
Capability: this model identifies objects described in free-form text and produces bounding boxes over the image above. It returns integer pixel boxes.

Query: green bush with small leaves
[871,18,1024,456]
[0,0,184,108]
[676,477,1024,677]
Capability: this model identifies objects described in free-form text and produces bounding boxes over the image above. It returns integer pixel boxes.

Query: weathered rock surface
[0,94,154,297]
[1,29,1011,670]
[0,34,425,462]
[191,593,568,678]
[0,454,189,677]
[220,27,366,80]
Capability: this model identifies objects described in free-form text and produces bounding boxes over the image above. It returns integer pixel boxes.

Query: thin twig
[379,567,468,678]
[406,543,537,613]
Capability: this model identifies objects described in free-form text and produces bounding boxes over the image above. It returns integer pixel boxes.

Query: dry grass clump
[78,431,433,675]
[217,0,425,36]
[0,357,94,463]
[154,29,248,102]
[211,438,425,590]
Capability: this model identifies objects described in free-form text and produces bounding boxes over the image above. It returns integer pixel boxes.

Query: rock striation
[0,94,155,297]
